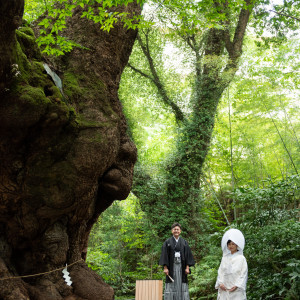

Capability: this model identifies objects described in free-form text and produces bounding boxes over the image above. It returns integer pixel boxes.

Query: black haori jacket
[159,236,195,283]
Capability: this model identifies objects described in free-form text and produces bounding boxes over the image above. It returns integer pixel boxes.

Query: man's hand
[228,286,237,292]
[219,283,227,291]
[185,266,190,274]
[163,266,169,276]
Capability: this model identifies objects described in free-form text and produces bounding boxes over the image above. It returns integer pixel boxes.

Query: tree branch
[230,1,253,63]
[135,33,185,123]
[127,62,154,82]
[270,9,300,22]
[221,0,253,78]
[221,1,234,56]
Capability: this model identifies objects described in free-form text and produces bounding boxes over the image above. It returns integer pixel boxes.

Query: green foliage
[88,249,119,282]
[252,0,300,40]
[244,220,300,300]
[24,0,259,56]
[80,0,144,31]
[189,246,221,299]
[203,35,300,189]
[88,176,299,298]
[119,5,300,269]
[232,176,300,298]
[118,9,300,298]
[233,175,299,225]
[152,0,253,34]
[24,0,145,56]
[187,176,300,299]
[87,195,164,298]
[120,65,179,170]
[24,0,50,22]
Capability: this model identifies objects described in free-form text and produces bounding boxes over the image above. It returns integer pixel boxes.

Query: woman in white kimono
[215,229,248,300]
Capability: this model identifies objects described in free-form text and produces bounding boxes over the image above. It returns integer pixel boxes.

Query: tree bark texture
[0,1,140,299]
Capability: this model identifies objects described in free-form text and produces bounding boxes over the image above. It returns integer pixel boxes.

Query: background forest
[87,2,300,299]
[23,0,300,299]
[88,32,300,299]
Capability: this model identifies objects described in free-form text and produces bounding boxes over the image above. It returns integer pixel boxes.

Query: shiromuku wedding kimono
[215,229,248,300]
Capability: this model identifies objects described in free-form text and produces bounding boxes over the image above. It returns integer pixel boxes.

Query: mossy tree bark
[0,1,140,299]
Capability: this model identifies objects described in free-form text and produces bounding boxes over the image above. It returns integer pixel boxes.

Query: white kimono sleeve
[235,256,248,291]
[215,257,225,289]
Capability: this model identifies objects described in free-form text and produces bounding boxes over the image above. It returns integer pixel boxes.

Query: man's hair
[171,222,182,229]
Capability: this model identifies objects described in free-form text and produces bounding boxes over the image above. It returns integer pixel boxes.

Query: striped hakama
[164,261,190,300]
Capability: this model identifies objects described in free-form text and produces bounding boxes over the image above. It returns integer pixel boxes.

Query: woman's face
[172,226,181,239]
[227,241,238,254]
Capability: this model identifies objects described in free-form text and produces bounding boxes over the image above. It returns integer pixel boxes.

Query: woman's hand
[185,266,190,274]
[228,286,237,292]
[163,266,169,276]
[219,284,227,291]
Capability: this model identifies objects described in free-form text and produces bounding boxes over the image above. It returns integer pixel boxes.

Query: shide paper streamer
[62,264,72,286]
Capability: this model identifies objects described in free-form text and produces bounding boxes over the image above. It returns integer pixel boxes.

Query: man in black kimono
[159,222,195,300]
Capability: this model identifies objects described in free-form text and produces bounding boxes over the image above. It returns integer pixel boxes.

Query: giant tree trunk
[0,1,140,299]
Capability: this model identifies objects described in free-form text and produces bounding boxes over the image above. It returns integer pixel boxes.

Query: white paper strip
[62,264,72,286]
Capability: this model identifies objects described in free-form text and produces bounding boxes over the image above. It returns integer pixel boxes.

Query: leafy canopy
[24,0,145,55]
[23,0,269,56]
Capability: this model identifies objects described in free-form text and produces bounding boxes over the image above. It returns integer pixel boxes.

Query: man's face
[172,226,181,238]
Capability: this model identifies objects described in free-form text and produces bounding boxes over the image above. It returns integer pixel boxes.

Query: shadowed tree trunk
[0,1,140,299]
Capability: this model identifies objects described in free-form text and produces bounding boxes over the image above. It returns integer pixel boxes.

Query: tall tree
[124,0,254,243]
[0,1,140,299]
